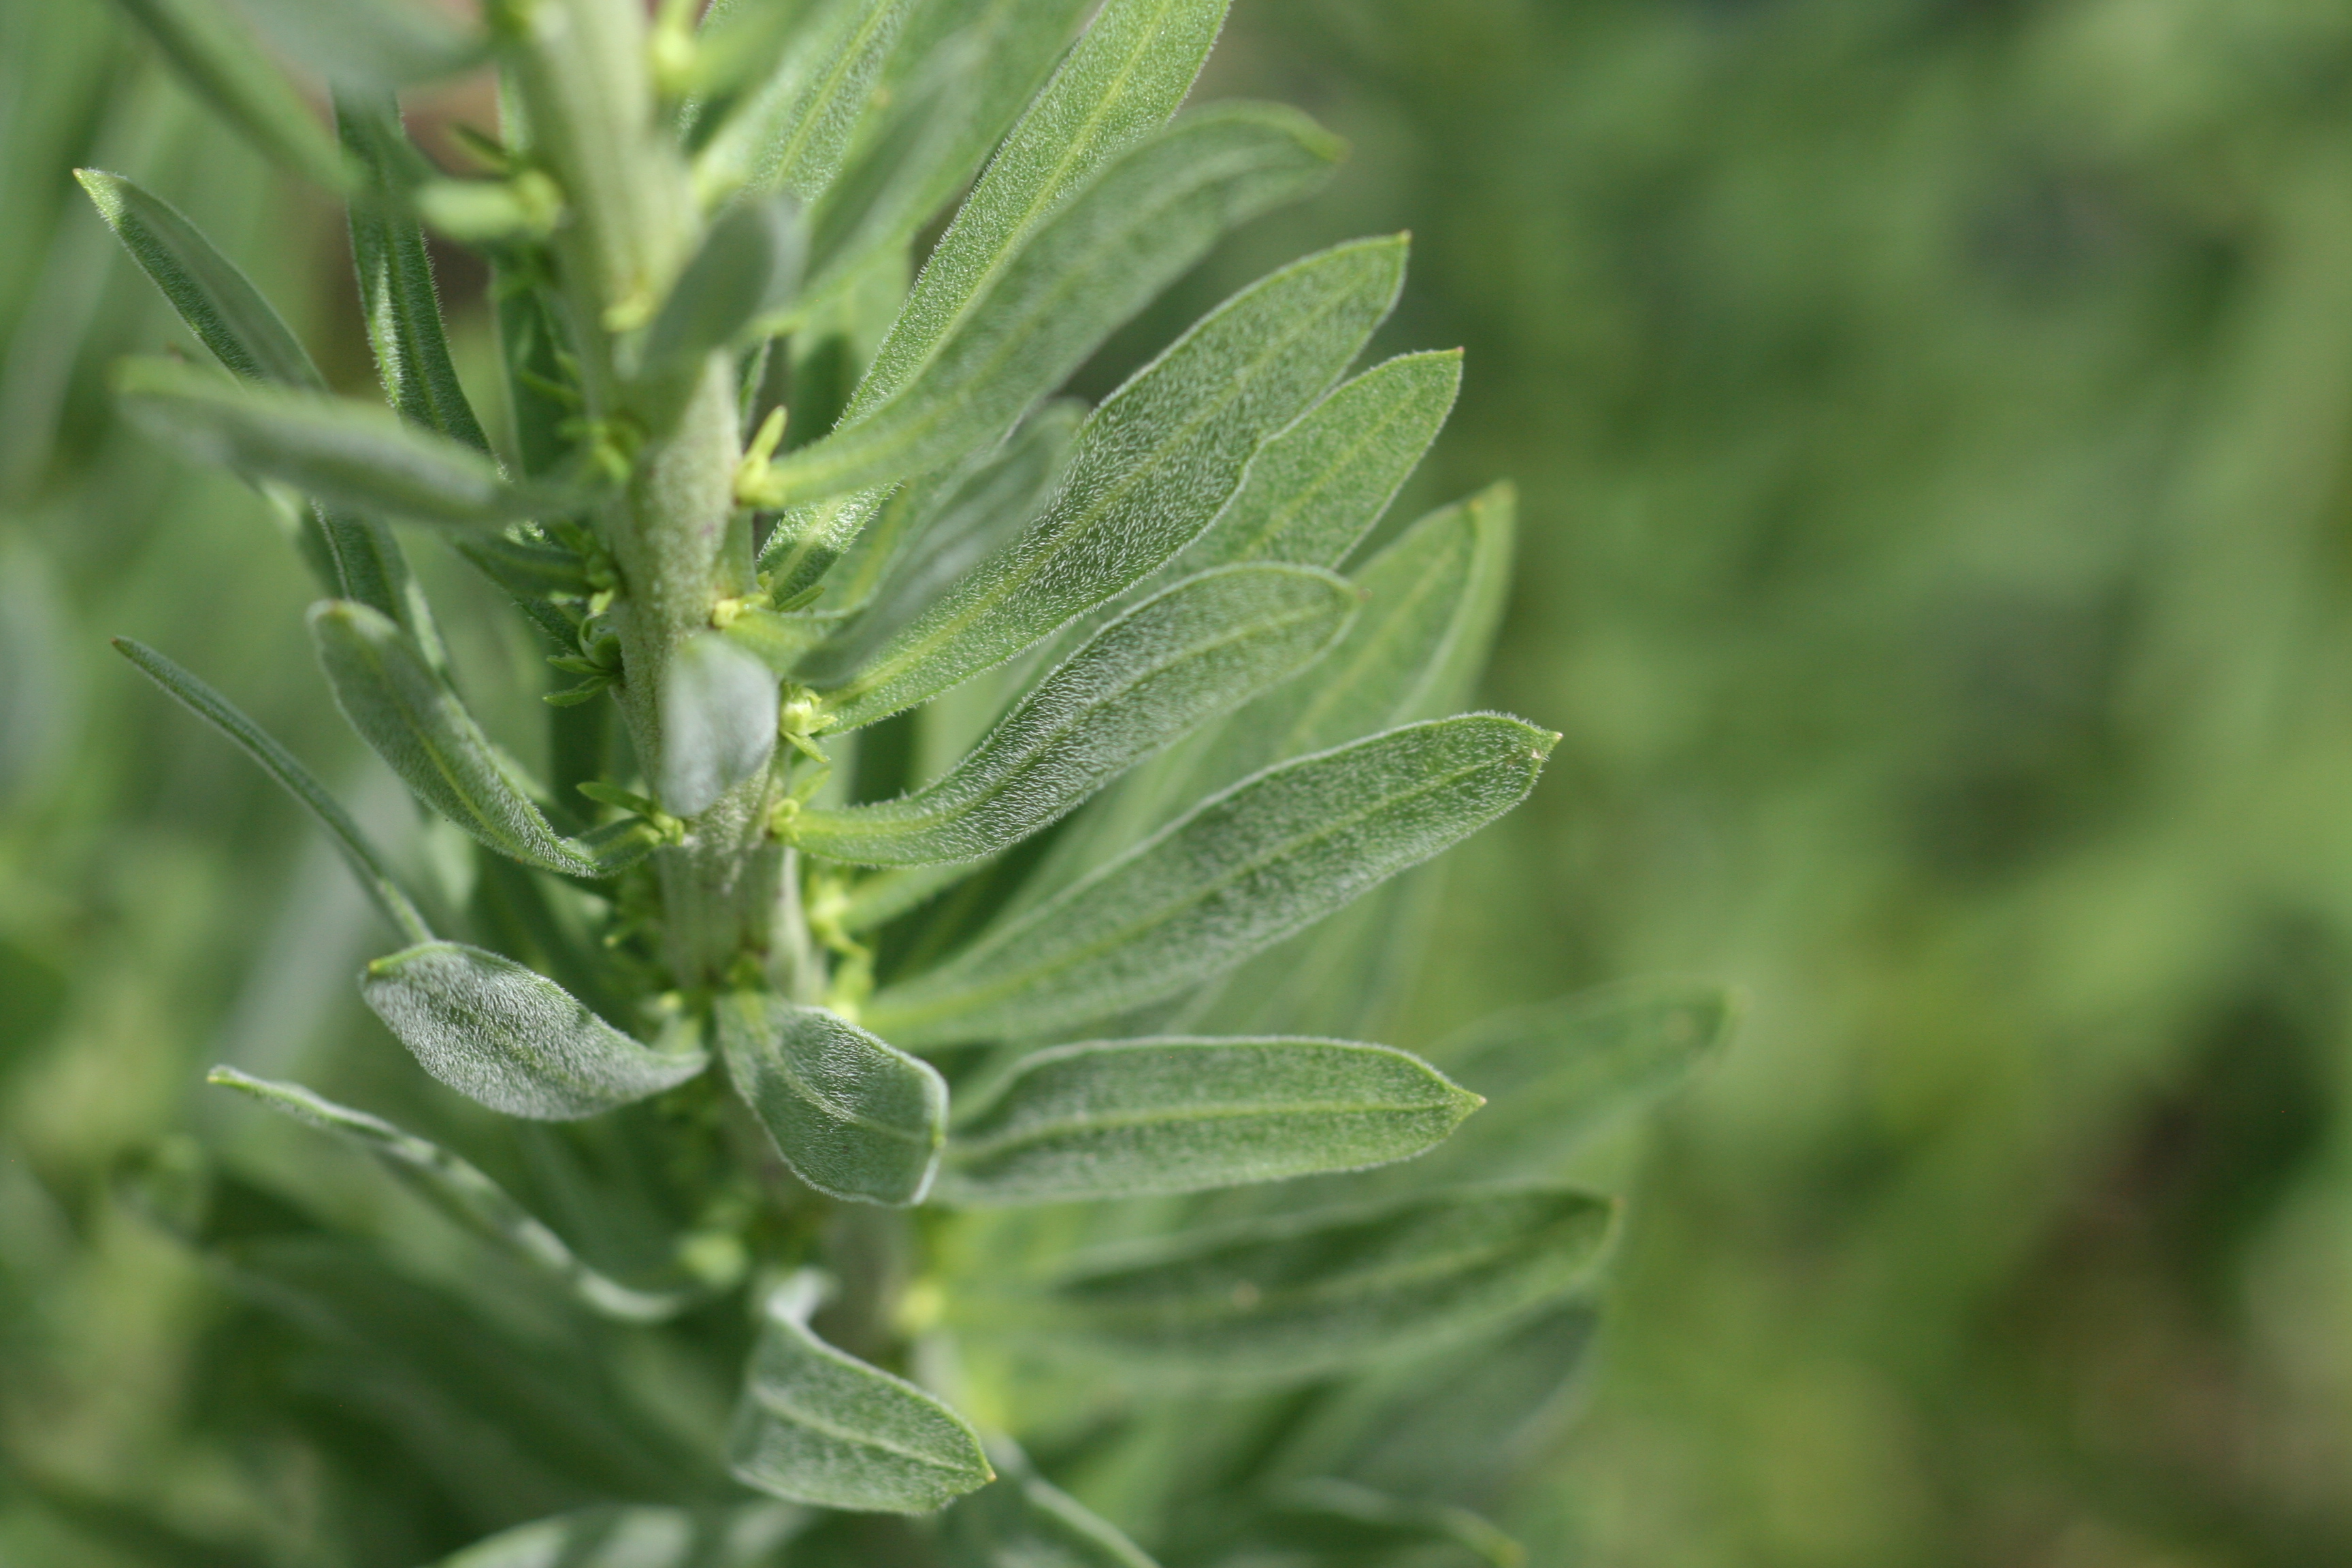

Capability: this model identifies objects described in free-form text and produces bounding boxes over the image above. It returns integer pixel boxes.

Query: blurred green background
[12,0,2352,1562]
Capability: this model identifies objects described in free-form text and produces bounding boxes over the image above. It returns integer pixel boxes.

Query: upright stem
[495,0,797,990]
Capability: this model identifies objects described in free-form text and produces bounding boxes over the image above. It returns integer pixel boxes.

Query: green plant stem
[496,0,794,990]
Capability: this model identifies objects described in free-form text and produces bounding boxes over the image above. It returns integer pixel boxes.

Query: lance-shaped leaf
[109,0,350,189]
[697,0,917,203]
[939,1444,1157,1568]
[850,0,1230,416]
[717,993,947,1205]
[794,566,1358,866]
[116,359,547,528]
[1255,1480,1523,1568]
[309,600,651,877]
[338,93,492,451]
[796,402,1081,687]
[112,638,434,945]
[361,941,708,1120]
[863,716,1555,1046]
[432,1503,808,1568]
[789,0,1092,327]
[821,237,1408,731]
[1181,349,1463,571]
[231,0,485,89]
[638,194,806,375]
[75,169,322,387]
[1010,1186,1614,1384]
[1416,979,1738,1184]
[936,1037,1482,1206]
[768,104,1342,506]
[729,1272,993,1512]
[657,632,779,819]
[208,1068,705,1322]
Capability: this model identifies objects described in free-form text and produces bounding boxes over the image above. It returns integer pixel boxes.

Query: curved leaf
[729,1272,993,1512]
[112,638,433,945]
[766,103,1342,506]
[937,1036,1481,1205]
[639,194,806,374]
[361,941,707,1119]
[792,565,1358,866]
[717,993,946,1205]
[863,715,1556,1046]
[819,236,1408,730]
[308,600,650,877]
[209,1068,708,1321]
[657,631,779,818]
[696,0,917,204]
[1015,1186,1615,1384]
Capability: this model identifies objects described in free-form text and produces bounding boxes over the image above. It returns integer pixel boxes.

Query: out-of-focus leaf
[820,237,1407,731]
[1415,979,1738,1183]
[698,0,916,203]
[308,601,653,877]
[337,92,493,450]
[1256,1478,1523,1567]
[939,1443,1158,1567]
[794,566,1358,866]
[208,1068,704,1320]
[728,1271,993,1511]
[764,104,1341,507]
[639,194,806,374]
[361,941,707,1120]
[108,0,350,187]
[116,359,550,528]
[1181,349,1462,570]
[433,1503,808,1567]
[114,637,434,943]
[1013,1186,1614,1384]
[75,168,321,387]
[717,992,946,1205]
[233,0,485,89]
[864,716,1556,1046]
[849,0,1230,415]
[936,1036,1481,1205]
[657,631,780,818]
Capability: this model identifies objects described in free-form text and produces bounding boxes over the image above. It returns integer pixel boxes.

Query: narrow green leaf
[108,0,350,189]
[112,638,434,945]
[1417,979,1738,1183]
[337,92,493,451]
[723,604,838,673]
[448,533,591,598]
[308,600,650,877]
[789,0,1092,328]
[717,992,946,1205]
[794,566,1357,866]
[361,941,706,1120]
[657,632,779,818]
[74,168,321,387]
[1257,1480,1524,1568]
[231,0,485,88]
[768,104,1342,506]
[938,1037,1482,1206]
[116,359,547,529]
[698,0,917,203]
[432,1503,808,1567]
[835,859,987,935]
[1181,349,1463,570]
[940,1444,1158,1568]
[794,402,1081,685]
[864,715,1556,1046]
[729,1271,993,1511]
[640,195,806,376]
[208,1068,706,1321]
[849,0,1231,416]
[1016,1186,1615,1384]
[820,237,1409,732]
